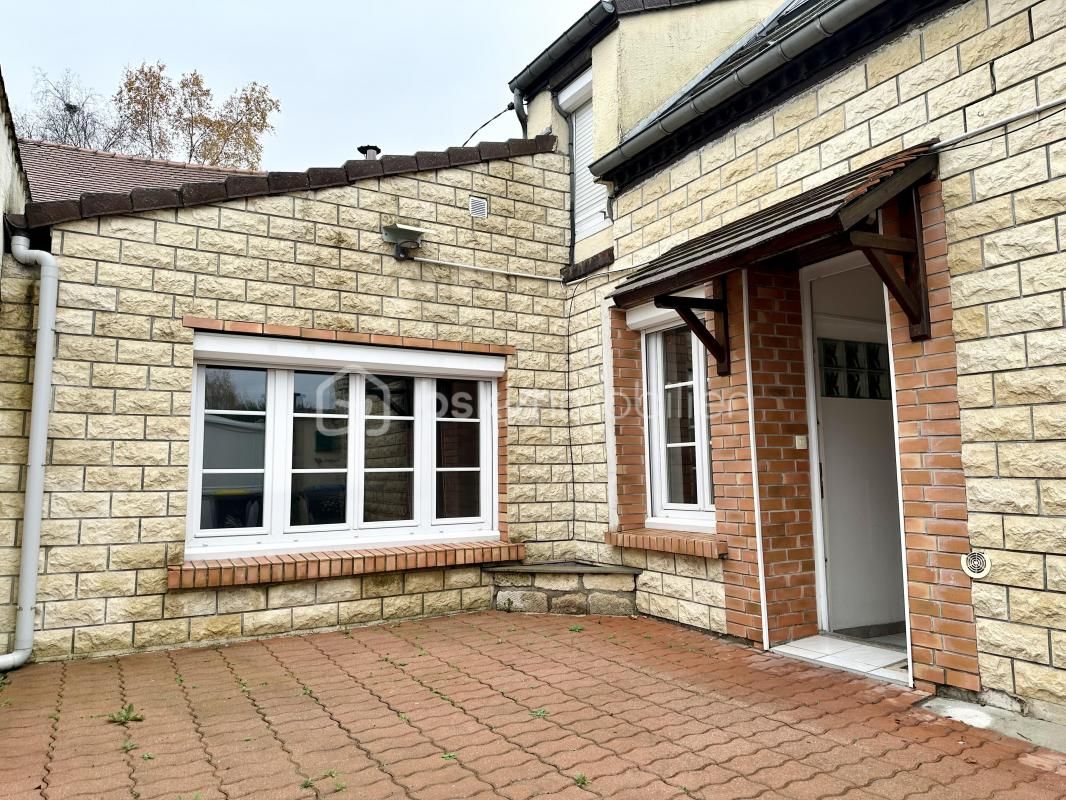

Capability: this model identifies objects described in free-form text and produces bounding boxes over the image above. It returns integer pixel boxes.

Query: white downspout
[0,234,58,671]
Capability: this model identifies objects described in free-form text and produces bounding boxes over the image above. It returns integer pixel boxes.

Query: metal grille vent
[469,195,488,218]
[961,551,990,579]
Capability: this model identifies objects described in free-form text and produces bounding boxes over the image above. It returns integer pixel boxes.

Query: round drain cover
[961,551,991,579]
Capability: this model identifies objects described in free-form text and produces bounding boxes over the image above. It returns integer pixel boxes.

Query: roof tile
[24,199,81,228]
[446,147,482,166]
[415,151,451,170]
[379,155,419,175]
[306,167,348,189]
[130,186,180,211]
[225,174,270,198]
[80,191,132,217]
[344,159,384,180]
[266,172,309,192]
[181,181,228,206]
[15,136,557,229]
[478,141,510,160]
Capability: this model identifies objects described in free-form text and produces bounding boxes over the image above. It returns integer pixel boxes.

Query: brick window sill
[606,529,723,559]
[167,541,524,589]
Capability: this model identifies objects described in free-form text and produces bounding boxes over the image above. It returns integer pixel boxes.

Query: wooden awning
[611,143,939,373]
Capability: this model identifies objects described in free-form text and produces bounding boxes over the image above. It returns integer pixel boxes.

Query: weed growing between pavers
[106,703,144,725]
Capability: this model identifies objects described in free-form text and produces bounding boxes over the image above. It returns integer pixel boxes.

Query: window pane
[664,386,695,444]
[662,328,693,384]
[437,421,480,468]
[292,418,347,469]
[363,472,413,522]
[365,375,414,417]
[203,413,265,469]
[364,419,413,468]
[204,367,266,411]
[290,473,346,526]
[436,471,480,519]
[436,379,480,419]
[666,446,698,505]
[200,473,263,529]
[294,372,348,414]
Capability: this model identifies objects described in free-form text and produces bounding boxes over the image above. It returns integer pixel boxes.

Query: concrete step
[486,561,638,616]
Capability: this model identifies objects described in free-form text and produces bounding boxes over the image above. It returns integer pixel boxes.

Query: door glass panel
[290,473,346,526]
[200,473,264,529]
[292,418,347,469]
[203,414,265,469]
[204,367,266,411]
[363,472,414,522]
[436,471,480,519]
[666,446,698,505]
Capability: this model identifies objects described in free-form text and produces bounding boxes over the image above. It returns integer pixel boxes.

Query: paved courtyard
[1,613,1063,800]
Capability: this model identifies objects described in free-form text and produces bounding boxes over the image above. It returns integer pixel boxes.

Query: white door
[810,268,905,634]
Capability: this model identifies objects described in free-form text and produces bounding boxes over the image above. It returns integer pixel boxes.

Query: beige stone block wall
[0,150,575,658]
[563,0,1066,706]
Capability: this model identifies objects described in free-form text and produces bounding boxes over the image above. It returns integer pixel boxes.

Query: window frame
[641,324,716,531]
[185,335,503,559]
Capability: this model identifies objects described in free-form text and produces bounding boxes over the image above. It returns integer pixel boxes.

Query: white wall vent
[469,195,488,218]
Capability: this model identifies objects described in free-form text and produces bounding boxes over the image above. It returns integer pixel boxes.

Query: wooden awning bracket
[853,188,930,341]
[654,276,730,375]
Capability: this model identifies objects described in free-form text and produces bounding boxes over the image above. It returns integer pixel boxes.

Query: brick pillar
[710,272,765,646]
[610,308,648,532]
[747,268,818,646]
[888,182,978,693]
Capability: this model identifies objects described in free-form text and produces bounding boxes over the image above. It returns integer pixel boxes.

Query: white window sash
[643,328,716,523]
[185,348,499,558]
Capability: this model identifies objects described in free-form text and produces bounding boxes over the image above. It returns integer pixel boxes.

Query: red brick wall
[610,309,649,531]
[886,183,978,693]
[747,269,818,646]
[708,273,765,646]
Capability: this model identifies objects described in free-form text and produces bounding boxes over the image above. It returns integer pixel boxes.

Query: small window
[645,326,714,523]
[189,361,496,557]
[819,338,889,399]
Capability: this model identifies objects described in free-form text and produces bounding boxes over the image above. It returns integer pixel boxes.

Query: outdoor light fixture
[382,223,432,260]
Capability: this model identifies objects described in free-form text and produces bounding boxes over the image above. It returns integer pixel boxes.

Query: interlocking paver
[0,612,1062,799]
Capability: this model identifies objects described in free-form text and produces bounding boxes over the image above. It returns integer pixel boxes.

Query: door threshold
[772,633,910,686]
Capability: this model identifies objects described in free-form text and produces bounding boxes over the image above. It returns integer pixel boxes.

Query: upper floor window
[558,69,609,242]
[187,334,503,558]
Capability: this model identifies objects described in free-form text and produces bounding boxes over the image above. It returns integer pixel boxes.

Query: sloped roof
[17,135,557,229]
[18,139,257,203]
[611,143,937,307]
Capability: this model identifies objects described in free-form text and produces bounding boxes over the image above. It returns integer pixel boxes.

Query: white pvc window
[645,326,715,526]
[187,347,498,558]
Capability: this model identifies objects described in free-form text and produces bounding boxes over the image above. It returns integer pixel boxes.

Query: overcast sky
[1,0,587,170]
